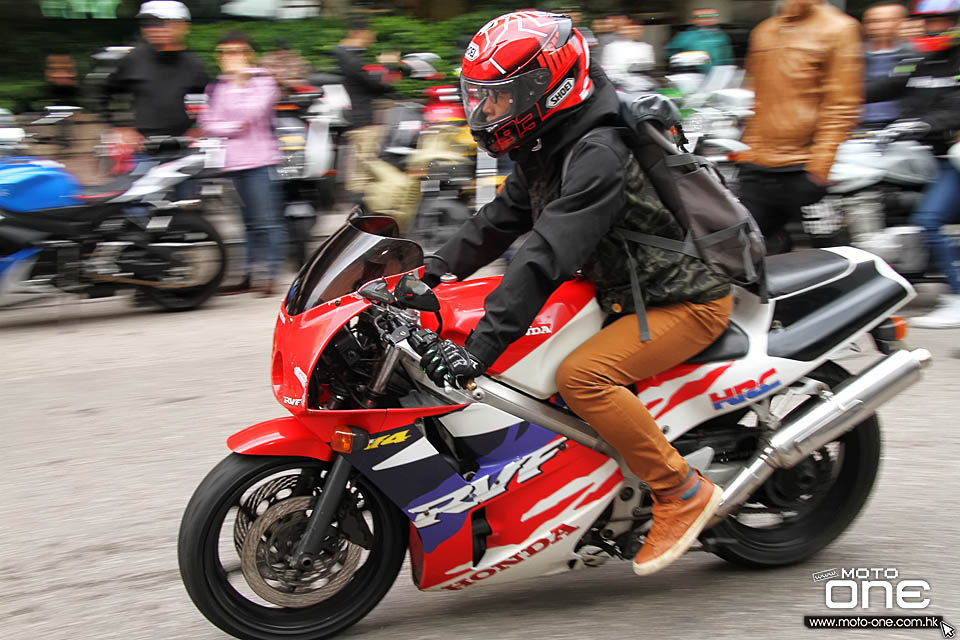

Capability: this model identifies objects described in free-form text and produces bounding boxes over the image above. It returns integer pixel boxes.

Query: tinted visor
[461,69,551,129]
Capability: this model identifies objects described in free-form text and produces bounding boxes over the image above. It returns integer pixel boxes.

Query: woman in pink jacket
[200,31,286,296]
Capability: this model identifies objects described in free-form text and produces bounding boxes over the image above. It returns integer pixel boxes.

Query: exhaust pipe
[712,348,931,522]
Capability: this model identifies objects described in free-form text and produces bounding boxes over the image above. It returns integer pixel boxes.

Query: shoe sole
[632,483,723,576]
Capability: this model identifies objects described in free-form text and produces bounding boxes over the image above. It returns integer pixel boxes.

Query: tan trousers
[556,295,733,492]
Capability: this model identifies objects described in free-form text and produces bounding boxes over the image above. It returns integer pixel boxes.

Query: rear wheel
[178,454,407,640]
[141,213,226,311]
[705,362,882,568]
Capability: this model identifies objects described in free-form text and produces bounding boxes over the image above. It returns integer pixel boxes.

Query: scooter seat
[765,249,850,298]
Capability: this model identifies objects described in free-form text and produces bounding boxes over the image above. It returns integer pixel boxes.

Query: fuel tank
[0,158,81,211]
[426,276,602,398]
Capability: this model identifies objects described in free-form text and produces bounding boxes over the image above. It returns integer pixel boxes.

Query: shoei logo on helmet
[545,77,575,109]
[465,42,480,61]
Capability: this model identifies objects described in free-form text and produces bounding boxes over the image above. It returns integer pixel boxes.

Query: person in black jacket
[101,1,209,145]
[867,0,960,328]
[417,12,732,577]
[332,17,395,130]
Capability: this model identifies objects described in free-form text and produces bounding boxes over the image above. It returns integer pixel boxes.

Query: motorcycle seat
[765,249,851,298]
[73,173,139,204]
[686,321,748,364]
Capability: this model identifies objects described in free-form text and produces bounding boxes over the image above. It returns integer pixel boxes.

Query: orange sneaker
[632,468,722,576]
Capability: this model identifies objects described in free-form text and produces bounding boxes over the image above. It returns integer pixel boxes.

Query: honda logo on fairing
[525,325,552,336]
[442,523,579,590]
[545,78,575,109]
[408,438,566,527]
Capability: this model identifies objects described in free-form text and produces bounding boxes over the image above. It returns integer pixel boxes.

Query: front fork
[288,342,403,569]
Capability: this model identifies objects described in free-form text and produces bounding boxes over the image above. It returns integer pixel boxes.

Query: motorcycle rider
[867,0,960,328]
[419,11,733,576]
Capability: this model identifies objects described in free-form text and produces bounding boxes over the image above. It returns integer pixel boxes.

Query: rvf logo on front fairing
[710,368,781,409]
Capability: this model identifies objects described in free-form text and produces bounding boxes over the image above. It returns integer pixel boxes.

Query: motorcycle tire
[178,453,408,640]
[140,213,226,311]
[704,361,881,568]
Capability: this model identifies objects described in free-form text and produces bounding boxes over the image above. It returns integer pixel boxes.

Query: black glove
[419,339,485,389]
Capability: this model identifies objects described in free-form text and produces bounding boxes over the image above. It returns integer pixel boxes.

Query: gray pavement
[1,287,958,640]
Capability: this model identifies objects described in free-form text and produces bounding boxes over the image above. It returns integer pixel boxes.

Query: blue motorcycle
[0,135,227,311]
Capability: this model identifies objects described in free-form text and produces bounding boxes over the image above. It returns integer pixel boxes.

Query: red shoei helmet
[460,11,592,157]
[910,0,960,52]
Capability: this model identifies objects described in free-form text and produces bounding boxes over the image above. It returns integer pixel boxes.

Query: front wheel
[705,362,882,568]
[178,454,407,640]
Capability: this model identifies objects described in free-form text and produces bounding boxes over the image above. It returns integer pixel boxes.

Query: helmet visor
[461,69,552,129]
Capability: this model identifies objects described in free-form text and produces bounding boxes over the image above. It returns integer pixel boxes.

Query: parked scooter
[0,136,227,310]
[273,77,351,267]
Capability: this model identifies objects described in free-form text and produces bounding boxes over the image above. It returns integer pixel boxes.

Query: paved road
[1,288,958,640]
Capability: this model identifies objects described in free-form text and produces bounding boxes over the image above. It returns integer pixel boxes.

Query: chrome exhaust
[712,348,931,522]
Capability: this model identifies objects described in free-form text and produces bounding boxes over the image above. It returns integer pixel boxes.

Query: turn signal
[331,426,369,454]
[890,316,908,341]
[331,427,356,454]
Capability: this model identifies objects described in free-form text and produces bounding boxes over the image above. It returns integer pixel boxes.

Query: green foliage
[0,10,501,111]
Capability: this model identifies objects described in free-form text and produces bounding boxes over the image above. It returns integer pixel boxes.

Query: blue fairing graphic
[403,422,558,553]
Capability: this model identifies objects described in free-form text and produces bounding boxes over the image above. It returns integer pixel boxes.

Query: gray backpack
[562,94,767,339]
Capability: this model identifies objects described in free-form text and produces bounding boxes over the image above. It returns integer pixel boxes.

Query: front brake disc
[240,496,362,608]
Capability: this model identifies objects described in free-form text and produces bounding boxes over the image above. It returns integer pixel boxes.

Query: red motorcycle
[178,215,928,639]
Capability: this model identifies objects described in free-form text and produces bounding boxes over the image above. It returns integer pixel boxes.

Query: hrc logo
[710,368,781,410]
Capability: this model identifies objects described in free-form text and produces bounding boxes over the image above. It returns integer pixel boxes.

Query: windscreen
[284,215,424,315]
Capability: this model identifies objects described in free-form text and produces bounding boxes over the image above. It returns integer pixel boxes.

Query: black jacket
[102,43,209,137]
[867,44,960,152]
[332,46,393,128]
[426,70,728,367]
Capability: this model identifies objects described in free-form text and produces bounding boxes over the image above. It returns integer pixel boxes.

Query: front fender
[227,416,335,461]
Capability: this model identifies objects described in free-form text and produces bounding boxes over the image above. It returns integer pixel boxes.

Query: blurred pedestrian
[861,1,913,126]
[601,19,656,90]
[45,54,79,106]
[333,17,395,130]
[664,7,734,71]
[866,0,960,328]
[736,0,863,254]
[261,39,311,97]
[100,1,208,147]
[333,16,396,197]
[200,31,286,297]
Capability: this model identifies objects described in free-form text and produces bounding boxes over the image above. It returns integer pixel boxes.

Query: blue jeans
[231,165,287,281]
[912,161,960,293]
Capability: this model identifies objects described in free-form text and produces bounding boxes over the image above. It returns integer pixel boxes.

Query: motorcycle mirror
[394,273,440,311]
[358,279,396,305]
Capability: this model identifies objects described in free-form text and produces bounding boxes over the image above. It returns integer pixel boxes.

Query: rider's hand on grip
[420,339,485,390]
[408,328,438,356]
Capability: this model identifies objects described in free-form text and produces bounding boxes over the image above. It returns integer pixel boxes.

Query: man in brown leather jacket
[736,0,863,253]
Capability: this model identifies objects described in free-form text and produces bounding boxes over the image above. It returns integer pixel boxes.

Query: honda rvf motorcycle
[0,138,227,310]
[179,215,929,639]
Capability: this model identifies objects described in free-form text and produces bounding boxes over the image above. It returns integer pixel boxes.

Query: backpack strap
[615,227,699,259]
[614,231,652,342]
